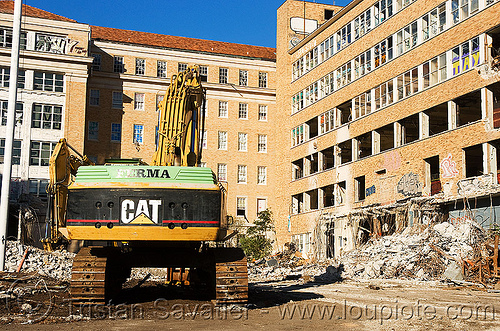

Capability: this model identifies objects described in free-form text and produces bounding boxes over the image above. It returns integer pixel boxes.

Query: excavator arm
[153,66,205,167]
[42,138,94,250]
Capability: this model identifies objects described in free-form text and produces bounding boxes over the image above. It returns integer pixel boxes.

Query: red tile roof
[0,1,76,23]
[91,25,276,61]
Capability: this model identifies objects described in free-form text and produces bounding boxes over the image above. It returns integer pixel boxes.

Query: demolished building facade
[275,0,500,259]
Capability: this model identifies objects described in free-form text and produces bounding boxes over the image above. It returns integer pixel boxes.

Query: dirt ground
[1,275,500,331]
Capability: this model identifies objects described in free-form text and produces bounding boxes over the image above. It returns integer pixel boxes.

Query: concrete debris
[340,220,486,282]
[3,240,74,281]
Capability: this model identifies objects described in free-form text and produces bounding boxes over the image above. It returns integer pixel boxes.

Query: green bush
[239,209,274,260]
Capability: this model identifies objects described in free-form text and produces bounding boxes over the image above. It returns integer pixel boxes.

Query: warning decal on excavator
[121,198,162,225]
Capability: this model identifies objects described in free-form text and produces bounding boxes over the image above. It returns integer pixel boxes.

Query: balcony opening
[355,175,366,201]
[338,100,351,125]
[425,155,441,195]
[377,124,394,152]
[399,114,419,145]
[357,132,372,159]
[306,189,318,210]
[339,140,352,164]
[464,144,483,178]
[426,103,448,136]
[321,147,335,170]
[322,184,335,207]
[306,117,318,139]
[292,159,303,180]
[456,90,482,127]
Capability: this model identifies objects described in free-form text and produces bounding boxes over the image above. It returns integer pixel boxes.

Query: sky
[23,0,351,48]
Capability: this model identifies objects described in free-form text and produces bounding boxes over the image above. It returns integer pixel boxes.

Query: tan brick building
[0,2,91,199]
[276,0,500,258]
[86,26,276,221]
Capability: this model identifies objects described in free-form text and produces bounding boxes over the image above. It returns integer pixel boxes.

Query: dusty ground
[1,275,500,330]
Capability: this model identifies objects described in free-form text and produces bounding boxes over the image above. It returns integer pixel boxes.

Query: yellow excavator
[43,66,247,305]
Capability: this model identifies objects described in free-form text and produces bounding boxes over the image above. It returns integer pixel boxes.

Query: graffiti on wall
[366,185,376,197]
[457,174,496,196]
[35,34,87,55]
[397,172,422,197]
[440,153,459,178]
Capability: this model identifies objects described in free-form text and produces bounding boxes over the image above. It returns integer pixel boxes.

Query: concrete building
[0,2,92,200]
[275,0,500,258]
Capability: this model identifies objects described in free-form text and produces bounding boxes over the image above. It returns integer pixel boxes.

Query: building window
[199,162,207,167]
[90,89,100,106]
[217,163,227,181]
[111,123,121,142]
[1,101,23,126]
[91,53,101,71]
[237,165,247,183]
[355,176,366,201]
[157,61,167,78]
[239,70,248,86]
[133,124,144,144]
[258,72,267,88]
[113,56,124,73]
[34,72,63,92]
[29,179,48,197]
[238,133,247,151]
[218,131,227,150]
[202,130,207,149]
[0,138,21,164]
[88,121,99,141]
[32,104,62,130]
[112,92,123,109]
[257,166,267,184]
[178,63,187,72]
[134,93,145,110]
[199,65,208,82]
[219,68,228,84]
[238,103,248,119]
[156,95,164,111]
[237,197,247,216]
[29,141,56,166]
[258,105,268,121]
[257,198,267,215]
[0,28,26,49]
[0,67,26,88]
[258,134,267,153]
[218,101,228,118]
[135,58,145,75]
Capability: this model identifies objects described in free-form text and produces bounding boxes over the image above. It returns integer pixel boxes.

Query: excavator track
[214,248,248,305]
[70,247,108,305]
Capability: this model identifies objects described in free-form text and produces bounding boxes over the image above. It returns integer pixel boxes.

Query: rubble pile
[3,241,74,281]
[340,220,487,282]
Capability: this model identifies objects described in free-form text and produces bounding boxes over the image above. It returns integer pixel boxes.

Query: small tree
[239,209,274,260]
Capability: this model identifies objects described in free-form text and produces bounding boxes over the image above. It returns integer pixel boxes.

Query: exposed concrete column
[419,112,429,139]
[482,87,494,128]
[394,122,402,148]
[483,142,490,177]
[487,142,498,184]
[334,145,341,167]
[318,150,325,172]
[318,187,325,209]
[303,157,309,177]
[372,131,380,155]
[448,100,457,130]
[353,138,359,161]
